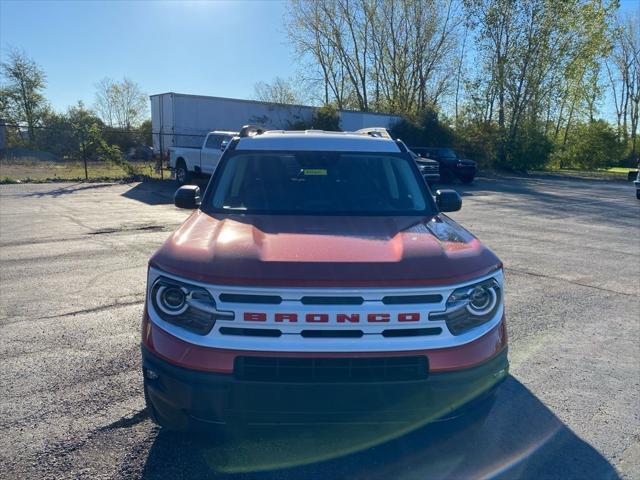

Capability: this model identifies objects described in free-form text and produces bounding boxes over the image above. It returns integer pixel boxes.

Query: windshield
[207,151,434,215]
[437,148,457,158]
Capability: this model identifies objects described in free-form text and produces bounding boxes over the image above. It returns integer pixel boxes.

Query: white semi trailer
[150,92,401,157]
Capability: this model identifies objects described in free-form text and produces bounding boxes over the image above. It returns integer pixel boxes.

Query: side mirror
[174,185,201,209]
[435,189,462,212]
[220,139,229,151]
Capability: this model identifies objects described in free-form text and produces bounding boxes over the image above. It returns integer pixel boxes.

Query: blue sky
[0,0,296,112]
[1,0,638,117]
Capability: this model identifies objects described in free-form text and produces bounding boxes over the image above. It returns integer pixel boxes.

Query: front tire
[459,175,475,184]
[175,160,191,185]
[636,189,640,200]
[439,169,455,184]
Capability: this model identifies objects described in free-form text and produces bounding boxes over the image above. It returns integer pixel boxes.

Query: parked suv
[409,149,440,185]
[412,147,477,184]
[142,126,508,430]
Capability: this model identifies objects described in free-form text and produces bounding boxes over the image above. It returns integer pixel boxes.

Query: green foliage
[282,104,341,131]
[102,128,138,153]
[455,119,553,172]
[33,102,103,159]
[33,110,77,156]
[0,177,20,184]
[455,121,500,168]
[389,107,454,147]
[286,118,312,130]
[82,124,134,175]
[503,122,554,172]
[312,104,341,131]
[139,119,152,146]
[553,120,624,170]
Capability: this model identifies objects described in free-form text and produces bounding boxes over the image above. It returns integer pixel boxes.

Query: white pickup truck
[168,131,236,184]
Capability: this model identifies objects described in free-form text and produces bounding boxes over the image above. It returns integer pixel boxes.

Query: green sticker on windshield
[303,169,327,176]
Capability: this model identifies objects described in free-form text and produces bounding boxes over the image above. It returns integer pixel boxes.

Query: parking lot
[0,174,638,479]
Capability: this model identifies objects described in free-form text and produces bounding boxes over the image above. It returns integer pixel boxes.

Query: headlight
[430,278,501,335]
[150,276,234,335]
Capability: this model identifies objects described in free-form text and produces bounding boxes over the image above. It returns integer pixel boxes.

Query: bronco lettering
[244,312,424,323]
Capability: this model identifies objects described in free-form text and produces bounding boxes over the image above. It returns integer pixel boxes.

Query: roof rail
[239,125,265,138]
[355,127,392,139]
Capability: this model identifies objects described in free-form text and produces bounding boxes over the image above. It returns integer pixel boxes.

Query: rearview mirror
[435,189,462,212]
[220,139,229,151]
[174,185,201,209]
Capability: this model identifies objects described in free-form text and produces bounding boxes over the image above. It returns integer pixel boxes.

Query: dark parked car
[126,145,155,161]
[409,149,440,185]
[412,147,477,184]
[634,169,640,199]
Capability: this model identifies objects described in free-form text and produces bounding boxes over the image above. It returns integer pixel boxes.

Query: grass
[601,166,635,174]
[537,165,634,181]
[0,157,171,183]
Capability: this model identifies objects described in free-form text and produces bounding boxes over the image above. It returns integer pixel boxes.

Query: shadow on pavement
[139,376,619,480]
[23,182,115,197]
[121,180,177,206]
[122,179,209,206]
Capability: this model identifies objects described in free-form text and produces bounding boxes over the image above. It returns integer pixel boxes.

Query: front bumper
[454,164,477,177]
[142,345,508,426]
[423,173,441,184]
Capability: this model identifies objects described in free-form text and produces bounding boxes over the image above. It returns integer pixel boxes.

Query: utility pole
[80,128,88,180]
[159,127,164,180]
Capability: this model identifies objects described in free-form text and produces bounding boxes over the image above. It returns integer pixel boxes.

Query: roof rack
[355,127,393,139]
[239,125,265,138]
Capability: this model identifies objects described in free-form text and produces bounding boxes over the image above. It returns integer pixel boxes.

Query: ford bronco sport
[142,126,508,430]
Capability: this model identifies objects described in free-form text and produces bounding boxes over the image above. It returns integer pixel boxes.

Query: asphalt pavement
[0,174,638,479]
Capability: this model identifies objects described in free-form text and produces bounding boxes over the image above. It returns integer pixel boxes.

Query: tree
[312,104,341,130]
[606,13,640,161]
[555,120,624,169]
[139,119,152,146]
[252,77,301,104]
[389,107,454,146]
[464,0,615,170]
[0,48,48,143]
[286,0,462,115]
[94,77,148,129]
[36,101,104,159]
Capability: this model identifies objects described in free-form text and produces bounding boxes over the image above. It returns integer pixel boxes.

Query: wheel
[459,175,475,184]
[175,159,191,185]
[439,170,455,184]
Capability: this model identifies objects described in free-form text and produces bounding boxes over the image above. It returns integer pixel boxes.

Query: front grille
[300,329,363,338]
[219,327,282,337]
[234,356,428,382]
[300,296,364,305]
[382,327,442,337]
[219,293,282,304]
[382,294,442,305]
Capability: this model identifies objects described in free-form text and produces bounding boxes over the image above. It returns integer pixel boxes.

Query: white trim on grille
[146,266,504,352]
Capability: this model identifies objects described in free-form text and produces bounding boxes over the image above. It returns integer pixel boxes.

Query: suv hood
[458,158,477,166]
[151,211,501,287]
